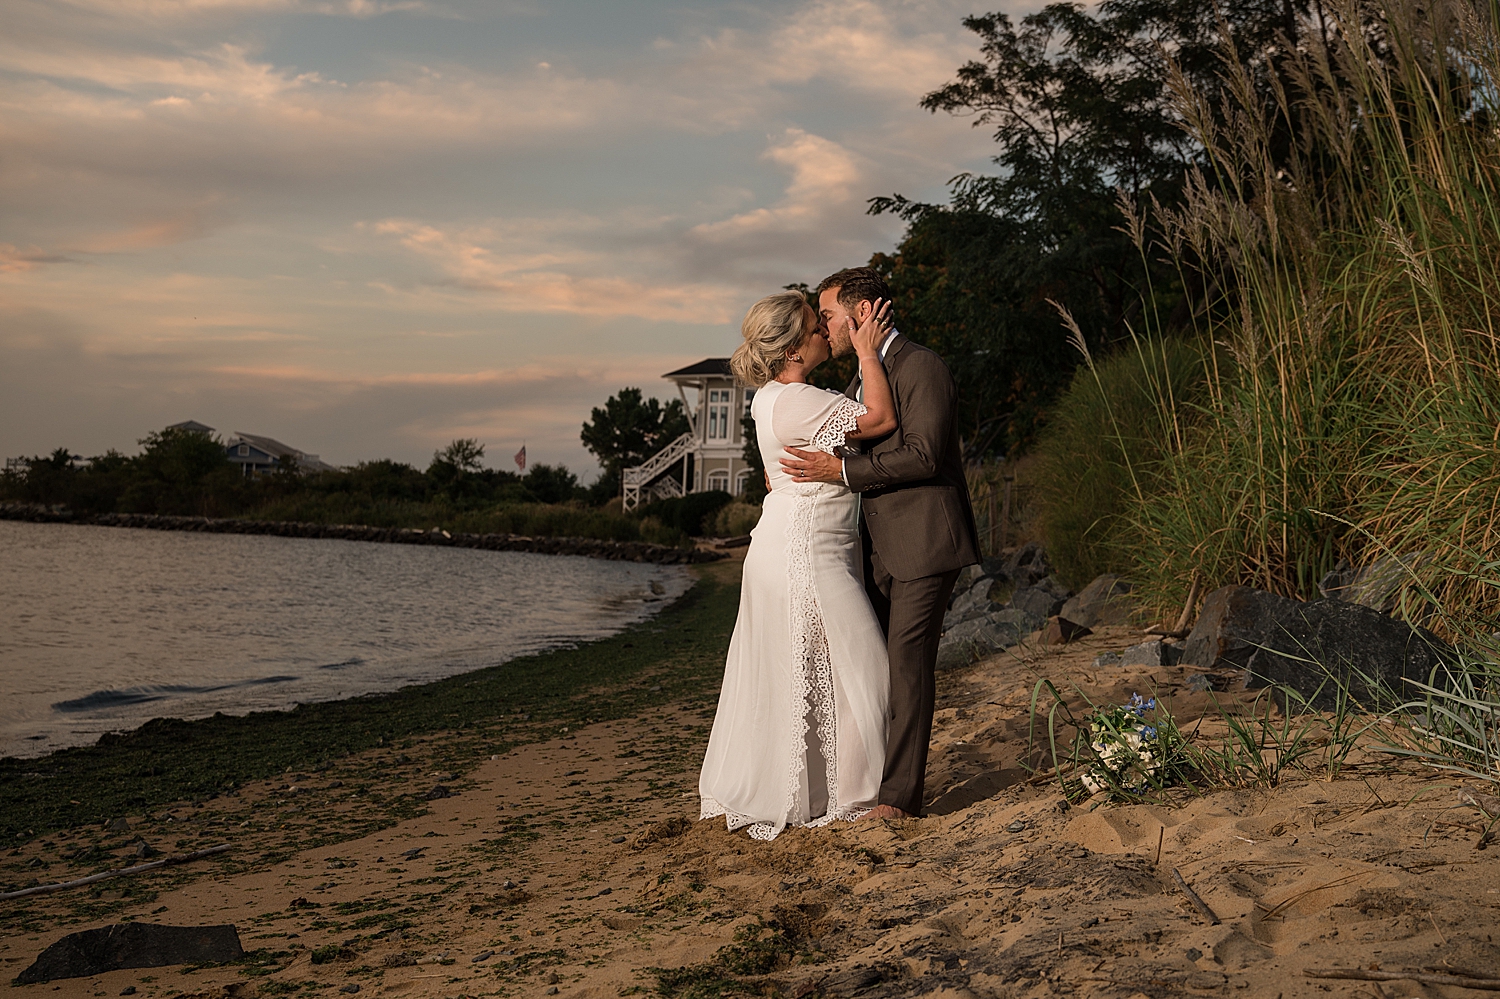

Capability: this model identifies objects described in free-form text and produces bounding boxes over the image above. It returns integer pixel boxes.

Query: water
[0,521,691,758]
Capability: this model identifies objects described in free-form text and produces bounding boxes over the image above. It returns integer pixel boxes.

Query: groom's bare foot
[864,803,914,821]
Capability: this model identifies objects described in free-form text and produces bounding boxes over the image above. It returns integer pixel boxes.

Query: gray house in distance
[224,431,334,477]
[622,359,755,510]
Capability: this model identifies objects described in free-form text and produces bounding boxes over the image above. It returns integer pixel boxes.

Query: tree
[580,388,690,501]
[120,427,239,515]
[435,438,486,473]
[739,412,767,504]
[426,438,489,501]
[873,0,1331,456]
[523,463,581,504]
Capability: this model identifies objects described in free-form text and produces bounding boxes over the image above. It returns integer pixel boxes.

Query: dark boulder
[937,608,1042,669]
[16,924,243,983]
[1181,585,1453,708]
[1002,542,1052,589]
[1180,586,1302,672]
[1058,574,1138,629]
[1009,577,1072,620]
[1040,617,1092,645]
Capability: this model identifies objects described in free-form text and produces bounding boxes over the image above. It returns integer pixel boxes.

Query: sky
[0,0,1019,480]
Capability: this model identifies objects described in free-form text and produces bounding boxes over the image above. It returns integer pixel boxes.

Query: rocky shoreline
[0,502,724,565]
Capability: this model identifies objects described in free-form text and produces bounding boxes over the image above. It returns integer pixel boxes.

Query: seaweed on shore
[0,561,740,845]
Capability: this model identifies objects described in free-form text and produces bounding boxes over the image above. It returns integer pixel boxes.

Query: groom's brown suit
[842,333,981,815]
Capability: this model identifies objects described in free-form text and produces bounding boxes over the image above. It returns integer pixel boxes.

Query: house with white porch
[622,359,757,510]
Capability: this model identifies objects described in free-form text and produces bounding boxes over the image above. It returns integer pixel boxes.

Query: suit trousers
[864,543,961,815]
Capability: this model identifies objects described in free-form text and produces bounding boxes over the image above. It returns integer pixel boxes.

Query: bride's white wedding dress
[699,380,890,840]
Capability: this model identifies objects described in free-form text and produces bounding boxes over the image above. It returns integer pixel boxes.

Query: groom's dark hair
[816,267,890,311]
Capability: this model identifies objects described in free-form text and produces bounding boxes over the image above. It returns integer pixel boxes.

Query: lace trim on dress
[811,397,867,454]
[779,485,836,840]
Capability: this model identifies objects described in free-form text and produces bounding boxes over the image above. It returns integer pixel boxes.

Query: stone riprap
[937,543,1084,668]
[0,503,722,565]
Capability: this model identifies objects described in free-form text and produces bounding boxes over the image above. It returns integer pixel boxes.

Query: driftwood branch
[1171,570,1203,635]
[1170,867,1220,924]
[1146,571,1203,639]
[0,844,232,901]
[1305,967,1500,990]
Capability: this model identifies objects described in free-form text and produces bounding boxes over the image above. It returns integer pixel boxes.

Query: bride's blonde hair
[730,291,815,387]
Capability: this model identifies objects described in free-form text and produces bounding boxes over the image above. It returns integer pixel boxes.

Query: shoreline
[0,557,744,846]
[5,592,1498,998]
[0,503,724,566]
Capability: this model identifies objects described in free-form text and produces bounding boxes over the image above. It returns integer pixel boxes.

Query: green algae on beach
[0,561,741,845]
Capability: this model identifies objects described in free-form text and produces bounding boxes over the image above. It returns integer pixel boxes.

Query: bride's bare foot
[864,803,913,821]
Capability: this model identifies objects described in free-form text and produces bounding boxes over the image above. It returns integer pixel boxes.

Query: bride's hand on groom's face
[781,447,843,484]
[849,298,894,358]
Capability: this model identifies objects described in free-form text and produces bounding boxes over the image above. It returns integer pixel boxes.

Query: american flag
[513,444,526,471]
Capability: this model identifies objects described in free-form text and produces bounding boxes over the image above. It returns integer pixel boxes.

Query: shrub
[1033,337,1208,589]
[639,491,733,537]
[710,501,762,538]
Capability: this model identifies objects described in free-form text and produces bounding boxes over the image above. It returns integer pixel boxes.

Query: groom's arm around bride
[783,266,982,818]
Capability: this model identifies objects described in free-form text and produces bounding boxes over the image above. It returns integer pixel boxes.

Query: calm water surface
[0,521,690,758]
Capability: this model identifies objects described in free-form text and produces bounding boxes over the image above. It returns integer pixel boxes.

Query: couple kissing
[699,266,982,839]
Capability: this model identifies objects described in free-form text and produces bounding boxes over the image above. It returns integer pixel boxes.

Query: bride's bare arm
[846,299,896,439]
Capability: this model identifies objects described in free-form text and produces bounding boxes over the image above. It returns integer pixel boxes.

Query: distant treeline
[1,428,753,544]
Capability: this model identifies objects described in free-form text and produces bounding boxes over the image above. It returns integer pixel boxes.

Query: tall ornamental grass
[1042,0,1500,640]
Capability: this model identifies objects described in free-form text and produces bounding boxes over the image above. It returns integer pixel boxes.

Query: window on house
[743,388,755,417]
[237,444,249,457]
[735,469,752,495]
[707,470,730,493]
[707,388,731,440]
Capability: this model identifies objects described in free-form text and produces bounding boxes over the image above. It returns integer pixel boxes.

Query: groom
[781,267,982,819]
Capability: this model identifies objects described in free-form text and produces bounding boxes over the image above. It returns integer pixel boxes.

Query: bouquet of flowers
[1080,693,1176,795]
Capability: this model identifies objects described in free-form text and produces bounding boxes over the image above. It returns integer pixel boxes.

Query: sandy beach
[5,557,1500,999]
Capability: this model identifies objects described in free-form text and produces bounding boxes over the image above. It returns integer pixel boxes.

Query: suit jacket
[843,333,982,582]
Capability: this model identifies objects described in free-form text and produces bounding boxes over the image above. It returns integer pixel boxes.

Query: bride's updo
[730,291,815,387]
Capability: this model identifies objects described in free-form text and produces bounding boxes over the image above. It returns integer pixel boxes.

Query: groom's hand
[780,447,843,484]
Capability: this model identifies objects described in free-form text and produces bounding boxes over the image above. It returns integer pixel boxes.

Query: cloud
[368,218,739,324]
[0,245,73,273]
[0,307,677,472]
[690,130,863,241]
[69,204,225,254]
[0,0,1009,469]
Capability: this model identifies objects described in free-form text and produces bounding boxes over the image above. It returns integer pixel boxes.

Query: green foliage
[436,438,485,473]
[651,920,797,998]
[1031,678,1370,801]
[1025,0,1500,635]
[0,430,624,538]
[737,413,765,505]
[523,463,582,504]
[709,501,761,538]
[869,0,1346,457]
[580,388,691,500]
[1033,337,1210,588]
[638,491,733,539]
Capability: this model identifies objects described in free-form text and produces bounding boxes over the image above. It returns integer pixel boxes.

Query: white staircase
[622,432,695,511]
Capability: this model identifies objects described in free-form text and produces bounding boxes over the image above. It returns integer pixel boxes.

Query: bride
[699,290,897,840]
